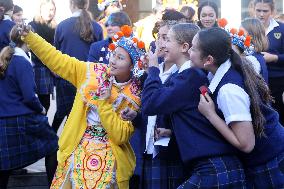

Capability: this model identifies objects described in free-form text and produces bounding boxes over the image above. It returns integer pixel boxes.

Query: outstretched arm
[22,31,87,88]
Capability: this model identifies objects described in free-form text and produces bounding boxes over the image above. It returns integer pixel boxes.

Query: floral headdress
[218,18,254,56]
[98,0,121,11]
[108,25,146,77]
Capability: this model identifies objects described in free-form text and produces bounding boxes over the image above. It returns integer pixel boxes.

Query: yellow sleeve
[22,32,87,88]
[97,100,134,145]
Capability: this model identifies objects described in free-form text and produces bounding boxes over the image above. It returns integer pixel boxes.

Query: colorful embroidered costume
[22,30,143,188]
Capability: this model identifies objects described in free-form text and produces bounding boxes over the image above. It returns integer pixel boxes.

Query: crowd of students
[1,0,284,188]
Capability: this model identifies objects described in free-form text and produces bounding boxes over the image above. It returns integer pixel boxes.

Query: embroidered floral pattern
[50,124,116,189]
[130,77,142,98]
[92,64,111,100]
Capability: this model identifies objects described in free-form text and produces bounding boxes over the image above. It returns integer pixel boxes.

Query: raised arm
[22,31,87,88]
[142,67,208,115]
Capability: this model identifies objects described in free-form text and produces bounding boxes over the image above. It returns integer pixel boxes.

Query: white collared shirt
[145,62,178,155]
[208,59,252,125]
[71,10,82,17]
[14,47,33,66]
[178,60,192,73]
[266,18,279,35]
[159,62,178,84]
[3,15,12,21]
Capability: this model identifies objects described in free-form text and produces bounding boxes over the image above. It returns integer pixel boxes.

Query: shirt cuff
[225,114,252,125]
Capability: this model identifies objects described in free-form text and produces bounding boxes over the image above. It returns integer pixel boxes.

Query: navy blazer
[142,67,238,166]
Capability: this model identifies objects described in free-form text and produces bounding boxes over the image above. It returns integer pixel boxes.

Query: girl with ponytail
[192,27,284,188]
[51,0,103,133]
[142,24,246,189]
[0,25,58,189]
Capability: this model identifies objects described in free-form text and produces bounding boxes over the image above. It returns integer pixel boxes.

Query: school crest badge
[274,33,281,39]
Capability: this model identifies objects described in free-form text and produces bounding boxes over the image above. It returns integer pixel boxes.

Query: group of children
[1,0,284,189]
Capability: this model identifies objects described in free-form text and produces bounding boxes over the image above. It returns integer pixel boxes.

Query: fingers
[199,94,207,103]
[154,128,159,140]
[204,93,213,103]
[121,107,130,114]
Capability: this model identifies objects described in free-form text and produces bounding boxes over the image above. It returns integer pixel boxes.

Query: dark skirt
[246,151,284,189]
[142,151,185,189]
[55,78,76,118]
[0,113,58,170]
[34,66,54,95]
[178,155,246,189]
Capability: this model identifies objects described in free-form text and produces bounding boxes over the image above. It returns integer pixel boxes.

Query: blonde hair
[0,26,24,78]
[241,18,269,52]
[34,0,57,29]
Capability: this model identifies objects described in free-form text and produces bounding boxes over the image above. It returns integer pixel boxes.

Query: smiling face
[199,5,217,28]
[109,46,133,79]
[156,25,169,58]
[164,29,183,63]
[254,2,273,27]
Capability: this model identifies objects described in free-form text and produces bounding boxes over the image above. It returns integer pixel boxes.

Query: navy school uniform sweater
[54,17,103,61]
[142,67,238,166]
[0,56,43,118]
[87,38,111,64]
[266,21,284,78]
[211,67,284,167]
[252,52,269,83]
[0,19,15,52]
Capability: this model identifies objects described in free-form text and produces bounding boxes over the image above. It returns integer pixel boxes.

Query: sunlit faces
[156,25,169,58]
[189,34,206,68]
[164,29,183,63]
[12,11,23,25]
[109,46,133,77]
[40,2,56,22]
[200,5,217,28]
[254,2,272,27]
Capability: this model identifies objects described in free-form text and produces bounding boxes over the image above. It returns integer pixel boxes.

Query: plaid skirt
[55,78,76,118]
[34,66,54,95]
[143,151,185,189]
[130,157,144,189]
[0,113,58,170]
[177,155,246,189]
[245,151,284,189]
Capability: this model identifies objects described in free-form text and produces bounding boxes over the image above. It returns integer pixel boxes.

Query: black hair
[0,0,13,21]
[105,11,132,27]
[197,27,273,137]
[162,9,186,22]
[197,1,218,28]
[13,5,22,14]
